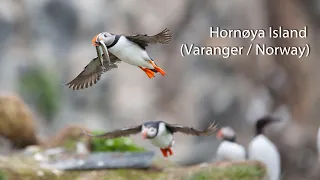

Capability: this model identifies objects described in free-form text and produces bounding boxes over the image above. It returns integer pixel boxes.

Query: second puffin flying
[65,28,172,90]
[82,120,218,158]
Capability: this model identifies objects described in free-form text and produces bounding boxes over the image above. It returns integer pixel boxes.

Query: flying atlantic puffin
[216,126,246,161]
[65,28,172,90]
[248,116,281,180]
[82,120,217,157]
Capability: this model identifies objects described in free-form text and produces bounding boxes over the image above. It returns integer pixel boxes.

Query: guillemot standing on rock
[65,28,172,90]
[248,116,281,180]
[82,120,217,158]
[216,127,246,161]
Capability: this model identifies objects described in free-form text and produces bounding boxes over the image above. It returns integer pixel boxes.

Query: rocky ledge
[0,154,266,180]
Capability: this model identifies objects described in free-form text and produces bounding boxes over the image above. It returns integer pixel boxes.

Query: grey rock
[43,151,155,170]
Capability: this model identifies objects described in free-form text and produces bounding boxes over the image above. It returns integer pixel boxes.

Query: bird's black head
[91,32,116,47]
[141,121,163,139]
[255,116,280,135]
[143,121,162,128]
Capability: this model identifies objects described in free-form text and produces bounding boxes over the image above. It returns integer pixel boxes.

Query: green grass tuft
[90,131,147,152]
[0,170,6,180]
[187,164,265,180]
[18,65,60,122]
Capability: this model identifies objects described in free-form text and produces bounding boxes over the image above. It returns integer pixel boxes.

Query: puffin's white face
[217,127,236,141]
[142,126,158,139]
[91,32,116,46]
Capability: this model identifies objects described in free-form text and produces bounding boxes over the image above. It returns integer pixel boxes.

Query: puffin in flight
[65,28,172,90]
[82,120,217,157]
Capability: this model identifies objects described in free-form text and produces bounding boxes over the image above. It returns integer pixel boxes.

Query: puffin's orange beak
[91,34,100,46]
[142,129,148,139]
[216,129,223,139]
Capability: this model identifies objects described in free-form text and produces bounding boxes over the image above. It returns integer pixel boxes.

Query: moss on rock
[18,65,60,122]
[0,170,7,180]
[186,163,265,180]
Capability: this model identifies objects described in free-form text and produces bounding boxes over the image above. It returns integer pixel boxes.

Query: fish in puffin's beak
[91,33,110,69]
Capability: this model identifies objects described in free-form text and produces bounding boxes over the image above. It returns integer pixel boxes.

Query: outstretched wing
[82,125,142,139]
[166,121,218,136]
[125,28,172,49]
[65,53,120,90]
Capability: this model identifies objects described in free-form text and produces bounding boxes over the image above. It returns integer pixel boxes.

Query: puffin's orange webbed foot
[149,60,166,76]
[160,148,173,157]
[139,67,155,78]
[167,148,173,156]
[160,148,168,157]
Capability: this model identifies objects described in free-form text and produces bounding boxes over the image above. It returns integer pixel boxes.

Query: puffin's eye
[104,34,108,37]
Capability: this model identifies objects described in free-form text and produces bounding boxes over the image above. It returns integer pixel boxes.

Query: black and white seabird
[65,28,172,90]
[82,120,217,157]
[248,116,281,180]
[216,127,246,161]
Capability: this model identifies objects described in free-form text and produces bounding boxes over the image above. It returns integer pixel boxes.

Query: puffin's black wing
[82,125,142,139]
[65,53,120,90]
[165,121,218,136]
[125,28,172,49]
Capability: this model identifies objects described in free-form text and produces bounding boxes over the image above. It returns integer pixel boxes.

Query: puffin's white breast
[108,36,153,69]
[150,130,174,149]
[216,141,246,161]
[248,135,280,180]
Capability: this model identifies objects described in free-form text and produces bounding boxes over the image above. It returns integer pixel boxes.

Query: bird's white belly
[216,141,246,161]
[109,36,154,69]
[150,133,173,149]
[248,135,280,180]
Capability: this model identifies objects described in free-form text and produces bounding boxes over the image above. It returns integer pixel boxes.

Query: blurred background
[0,0,319,179]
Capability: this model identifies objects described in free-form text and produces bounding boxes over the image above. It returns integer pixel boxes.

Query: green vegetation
[0,170,6,180]
[90,131,147,152]
[0,155,266,180]
[62,139,79,151]
[18,65,60,122]
[187,164,265,180]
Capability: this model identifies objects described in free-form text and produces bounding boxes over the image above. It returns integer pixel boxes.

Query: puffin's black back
[255,116,280,135]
